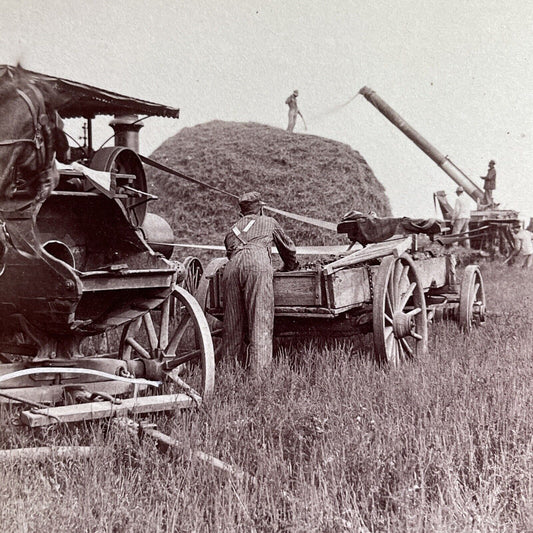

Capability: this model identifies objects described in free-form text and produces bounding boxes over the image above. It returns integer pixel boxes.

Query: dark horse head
[0,65,69,209]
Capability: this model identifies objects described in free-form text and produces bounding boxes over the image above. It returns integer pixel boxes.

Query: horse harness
[0,83,55,177]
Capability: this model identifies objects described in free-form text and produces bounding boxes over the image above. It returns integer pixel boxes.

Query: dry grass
[1,261,532,532]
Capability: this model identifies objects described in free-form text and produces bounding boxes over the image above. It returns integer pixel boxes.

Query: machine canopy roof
[0,65,180,119]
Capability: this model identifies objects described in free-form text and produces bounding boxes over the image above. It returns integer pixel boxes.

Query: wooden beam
[323,236,412,275]
[0,446,101,462]
[114,418,252,482]
[20,393,197,427]
[0,381,139,405]
[392,236,413,257]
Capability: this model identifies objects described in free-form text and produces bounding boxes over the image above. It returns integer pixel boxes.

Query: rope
[139,154,238,199]
[262,205,337,231]
[139,154,338,231]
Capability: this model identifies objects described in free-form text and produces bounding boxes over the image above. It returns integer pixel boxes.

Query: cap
[456,186,464,193]
[238,191,263,213]
[293,89,299,96]
[489,159,495,165]
[341,209,365,221]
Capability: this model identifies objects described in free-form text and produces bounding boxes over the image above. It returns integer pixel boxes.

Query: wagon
[198,233,486,366]
[0,67,214,426]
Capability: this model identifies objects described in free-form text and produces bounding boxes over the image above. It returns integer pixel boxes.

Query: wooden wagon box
[207,265,372,314]
[205,236,453,318]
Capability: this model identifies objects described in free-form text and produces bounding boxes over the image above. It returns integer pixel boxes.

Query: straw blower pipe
[358,86,485,204]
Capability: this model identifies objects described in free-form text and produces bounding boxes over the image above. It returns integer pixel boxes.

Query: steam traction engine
[0,69,214,426]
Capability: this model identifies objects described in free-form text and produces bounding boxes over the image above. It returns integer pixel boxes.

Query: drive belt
[139,154,238,199]
[139,155,338,231]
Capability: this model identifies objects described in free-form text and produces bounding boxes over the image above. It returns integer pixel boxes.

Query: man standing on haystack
[285,89,303,132]
[222,191,298,374]
[480,159,496,207]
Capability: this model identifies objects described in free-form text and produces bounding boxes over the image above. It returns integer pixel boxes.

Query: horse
[0,65,69,209]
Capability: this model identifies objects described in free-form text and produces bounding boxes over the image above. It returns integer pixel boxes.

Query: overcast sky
[2,0,532,219]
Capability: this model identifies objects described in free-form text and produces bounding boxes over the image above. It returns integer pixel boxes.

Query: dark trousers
[222,249,274,374]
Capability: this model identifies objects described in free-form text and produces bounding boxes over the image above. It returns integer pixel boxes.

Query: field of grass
[1,261,532,532]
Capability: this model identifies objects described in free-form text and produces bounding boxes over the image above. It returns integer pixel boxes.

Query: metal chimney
[109,114,144,152]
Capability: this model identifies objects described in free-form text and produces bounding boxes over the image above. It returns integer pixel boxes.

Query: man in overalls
[222,191,298,374]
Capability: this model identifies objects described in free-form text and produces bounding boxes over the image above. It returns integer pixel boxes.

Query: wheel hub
[392,311,415,339]
[472,300,486,324]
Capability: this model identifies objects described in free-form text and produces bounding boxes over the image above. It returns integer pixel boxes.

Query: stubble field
[0,261,532,533]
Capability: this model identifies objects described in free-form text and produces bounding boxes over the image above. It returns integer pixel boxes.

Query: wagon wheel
[169,256,204,320]
[372,254,428,366]
[501,225,515,257]
[180,257,203,294]
[119,286,215,397]
[195,258,228,360]
[459,265,486,332]
[90,146,148,228]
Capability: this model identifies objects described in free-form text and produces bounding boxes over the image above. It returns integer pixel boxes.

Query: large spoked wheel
[459,265,486,332]
[180,257,204,294]
[169,256,204,321]
[90,147,148,228]
[195,258,228,359]
[372,254,428,366]
[119,286,215,397]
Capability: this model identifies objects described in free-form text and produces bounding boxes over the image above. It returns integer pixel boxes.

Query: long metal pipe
[359,86,484,203]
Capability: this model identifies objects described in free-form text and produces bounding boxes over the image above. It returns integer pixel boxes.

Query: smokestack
[109,114,144,152]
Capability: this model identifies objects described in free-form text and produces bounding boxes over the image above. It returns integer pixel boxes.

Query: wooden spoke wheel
[194,258,228,360]
[372,254,428,366]
[180,257,204,294]
[459,265,486,332]
[119,286,215,397]
[90,146,148,228]
[169,256,204,321]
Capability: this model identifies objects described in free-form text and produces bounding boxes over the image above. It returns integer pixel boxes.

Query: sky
[2,0,532,220]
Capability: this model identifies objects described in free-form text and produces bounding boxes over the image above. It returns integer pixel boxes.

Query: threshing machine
[358,87,519,254]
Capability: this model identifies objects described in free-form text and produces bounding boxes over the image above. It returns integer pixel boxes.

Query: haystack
[146,121,391,251]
